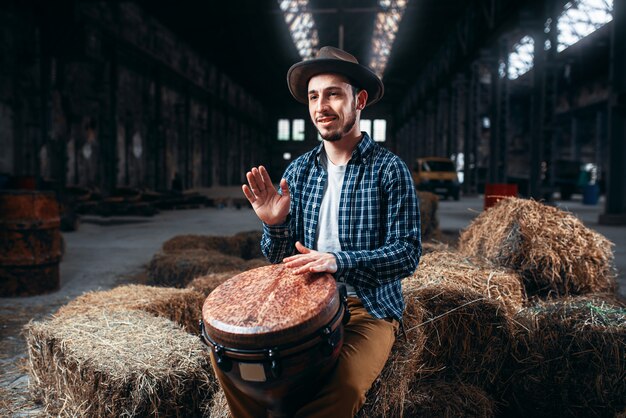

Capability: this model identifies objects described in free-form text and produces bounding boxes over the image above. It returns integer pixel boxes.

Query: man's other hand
[283,241,338,274]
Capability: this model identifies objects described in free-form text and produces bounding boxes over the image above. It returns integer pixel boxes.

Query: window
[557,0,613,53]
[360,119,372,136]
[508,35,535,80]
[279,0,319,60]
[369,0,408,78]
[373,119,387,142]
[277,119,290,141]
[292,119,305,141]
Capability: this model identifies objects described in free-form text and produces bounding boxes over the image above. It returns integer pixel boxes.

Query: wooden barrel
[0,191,62,296]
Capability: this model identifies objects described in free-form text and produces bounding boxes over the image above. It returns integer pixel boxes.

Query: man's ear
[357,89,368,110]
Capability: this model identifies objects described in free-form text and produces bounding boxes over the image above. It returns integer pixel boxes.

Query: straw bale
[360,378,496,418]
[162,234,242,257]
[244,258,271,270]
[421,240,451,255]
[458,197,616,298]
[207,389,231,418]
[148,249,247,287]
[503,295,626,418]
[359,297,427,418]
[161,231,263,260]
[233,230,264,259]
[416,251,525,314]
[0,388,11,416]
[187,271,240,296]
[402,251,517,388]
[54,284,204,333]
[417,191,440,241]
[25,310,216,417]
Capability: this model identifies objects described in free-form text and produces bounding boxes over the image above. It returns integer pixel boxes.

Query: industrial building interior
[1,0,625,417]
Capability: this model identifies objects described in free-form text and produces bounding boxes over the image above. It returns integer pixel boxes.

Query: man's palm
[242,166,291,226]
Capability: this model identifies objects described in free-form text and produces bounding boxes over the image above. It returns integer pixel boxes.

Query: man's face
[307,73,364,142]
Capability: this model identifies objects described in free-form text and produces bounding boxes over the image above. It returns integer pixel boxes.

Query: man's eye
[309,95,318,100]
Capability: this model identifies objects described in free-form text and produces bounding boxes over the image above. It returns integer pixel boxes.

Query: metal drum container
[0,191,62,296]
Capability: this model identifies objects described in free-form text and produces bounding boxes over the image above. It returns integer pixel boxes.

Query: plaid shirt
[262,133,421,320]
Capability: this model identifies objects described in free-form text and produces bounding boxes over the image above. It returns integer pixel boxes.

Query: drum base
[211,348,339,416]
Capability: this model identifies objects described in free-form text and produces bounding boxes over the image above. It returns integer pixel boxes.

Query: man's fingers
[283,253,312,265]
[279,178,290,197]
[251,168,266,192]
[242,185,256,203]
[295,241,310,254]
[259,166,275,191]
[246,171,262,195]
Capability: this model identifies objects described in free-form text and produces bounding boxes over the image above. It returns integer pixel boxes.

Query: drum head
[202,264,339,350]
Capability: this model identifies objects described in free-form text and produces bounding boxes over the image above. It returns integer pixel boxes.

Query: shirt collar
[313,132,375,165]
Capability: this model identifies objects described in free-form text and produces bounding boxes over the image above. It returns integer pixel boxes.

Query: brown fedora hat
[287,46,384,107]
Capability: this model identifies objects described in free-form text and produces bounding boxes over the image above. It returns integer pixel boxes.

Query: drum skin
[202,264,345,413]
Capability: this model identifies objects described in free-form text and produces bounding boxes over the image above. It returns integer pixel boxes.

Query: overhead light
[278,0,319,60]
[369,0,408,78]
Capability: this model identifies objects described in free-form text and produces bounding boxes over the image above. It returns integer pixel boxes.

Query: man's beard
[318,108,357,142]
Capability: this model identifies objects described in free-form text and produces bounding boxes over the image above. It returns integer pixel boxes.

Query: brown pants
[211,297,398,418]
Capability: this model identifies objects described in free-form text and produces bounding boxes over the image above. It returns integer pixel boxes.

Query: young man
[221,46,421,417]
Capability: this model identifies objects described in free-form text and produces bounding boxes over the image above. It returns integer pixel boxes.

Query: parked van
[412,157,460,200]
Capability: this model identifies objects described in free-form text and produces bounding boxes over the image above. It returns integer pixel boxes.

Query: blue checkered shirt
[262,133,421,320]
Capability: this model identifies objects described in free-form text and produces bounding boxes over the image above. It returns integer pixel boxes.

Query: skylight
[506,0,613,80]
[278,0,319,60]
[369,0,408,78]
[557,0,613,52]
[508,35,535,80]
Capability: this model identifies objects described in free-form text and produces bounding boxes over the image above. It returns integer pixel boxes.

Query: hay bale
[54,284,204,333]
[416,251,525,314]
[148,249,247,287]
[421,240,451,255]
[417,191,440,241]
[207,388,231,418]
[233,230,264,259]
[359,378,495,418]
[162,234,243,258]
[361,251,521,416]
[187,271,240,296]
[25,310,216,417]
[503,296,626,418]
[359,297,427,418]
[244,258,271,270]
[161,231,263,260]
[405,380,496,418]
[458,197,616,298]
[402,251,518,388]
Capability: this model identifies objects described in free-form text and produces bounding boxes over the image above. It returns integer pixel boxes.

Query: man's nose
[316,97,329,112]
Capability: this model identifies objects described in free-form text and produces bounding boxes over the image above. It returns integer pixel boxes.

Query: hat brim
[287,59,384,107]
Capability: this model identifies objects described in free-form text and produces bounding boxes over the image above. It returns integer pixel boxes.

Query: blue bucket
[582,184,599,205]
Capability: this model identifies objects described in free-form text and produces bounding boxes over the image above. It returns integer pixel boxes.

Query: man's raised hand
[242,166,291,225]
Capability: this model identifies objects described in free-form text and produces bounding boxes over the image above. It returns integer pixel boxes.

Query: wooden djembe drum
[200,264,349,417]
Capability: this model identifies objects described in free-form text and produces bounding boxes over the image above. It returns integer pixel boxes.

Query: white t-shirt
[316,151,357,297]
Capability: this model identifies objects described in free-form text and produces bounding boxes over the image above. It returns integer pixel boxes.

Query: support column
[528,1,558,200]
[600,0,626,224]
[488,37,509,184]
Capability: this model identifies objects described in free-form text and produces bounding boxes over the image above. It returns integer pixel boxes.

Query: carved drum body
[200,264,348,414]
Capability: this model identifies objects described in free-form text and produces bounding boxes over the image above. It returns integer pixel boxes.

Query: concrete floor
[0,190,624,415]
